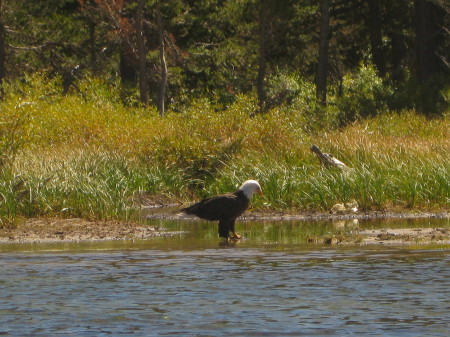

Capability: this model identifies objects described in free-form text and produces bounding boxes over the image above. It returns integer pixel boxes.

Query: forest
[1,0,448,116]
[0,0,449,225]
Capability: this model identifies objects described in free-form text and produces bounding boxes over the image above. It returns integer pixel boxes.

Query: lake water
[1,217,449,336]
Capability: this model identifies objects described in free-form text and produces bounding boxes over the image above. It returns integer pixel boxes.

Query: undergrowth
[0,74,449,226]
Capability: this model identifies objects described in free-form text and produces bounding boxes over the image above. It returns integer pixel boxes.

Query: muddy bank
[241,210,450,246]
[182,211,450,222]
[0,218,175,244]
[353,227,450,246]
[145,204,449,222]
[0,210,449,245]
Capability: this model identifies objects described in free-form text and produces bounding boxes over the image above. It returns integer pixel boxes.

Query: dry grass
[0,75,448,224]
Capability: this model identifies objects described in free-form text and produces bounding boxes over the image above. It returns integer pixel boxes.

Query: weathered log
[310,144,349,170]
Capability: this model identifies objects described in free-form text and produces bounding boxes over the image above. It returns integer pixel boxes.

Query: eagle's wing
[195,193,246,220]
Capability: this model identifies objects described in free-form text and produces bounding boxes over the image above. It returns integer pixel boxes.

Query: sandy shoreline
[0,218,175,244]
[0,210,449,245]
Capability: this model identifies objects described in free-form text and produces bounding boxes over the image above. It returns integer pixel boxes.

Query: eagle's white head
[239,180,263,199]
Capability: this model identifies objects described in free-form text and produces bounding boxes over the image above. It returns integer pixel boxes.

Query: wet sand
[1,210,449,245]
[0,217,174,244]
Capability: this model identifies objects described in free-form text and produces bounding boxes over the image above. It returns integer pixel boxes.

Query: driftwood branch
[310,144,349,170]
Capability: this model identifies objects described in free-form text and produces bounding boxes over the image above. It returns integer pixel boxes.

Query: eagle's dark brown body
[181,190,250,238]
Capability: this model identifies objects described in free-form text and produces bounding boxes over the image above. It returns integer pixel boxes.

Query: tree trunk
[368,0,385,76]
[316,0,330,105]
[256,0,268,114]
[156,2,167,117]
[415,0,444,83]
[0,0,6,84]
[414,0,446,114]
[119,45,137,85]
[136,0,148,104]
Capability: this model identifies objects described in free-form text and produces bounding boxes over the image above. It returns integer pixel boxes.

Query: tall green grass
[0,74,448,226]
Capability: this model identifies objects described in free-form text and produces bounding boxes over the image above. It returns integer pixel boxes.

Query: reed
[0,75,448,225]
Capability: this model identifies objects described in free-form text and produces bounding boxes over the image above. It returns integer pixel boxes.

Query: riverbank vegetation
[0,74,448,226]
[0,1,449,227]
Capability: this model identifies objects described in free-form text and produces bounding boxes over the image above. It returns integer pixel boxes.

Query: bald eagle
[181,180,262,239]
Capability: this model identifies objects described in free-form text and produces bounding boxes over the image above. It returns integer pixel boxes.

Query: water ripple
[2,218,450,336]
[1,247,450,336]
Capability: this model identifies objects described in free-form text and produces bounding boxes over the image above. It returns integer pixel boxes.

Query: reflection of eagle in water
[181,180,262,239]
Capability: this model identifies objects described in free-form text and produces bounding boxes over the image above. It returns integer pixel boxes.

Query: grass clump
[0,74,449,225]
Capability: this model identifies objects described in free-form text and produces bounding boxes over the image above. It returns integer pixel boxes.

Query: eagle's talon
[230,232,242,239]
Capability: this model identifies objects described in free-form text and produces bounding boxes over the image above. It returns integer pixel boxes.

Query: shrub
[0,73,448,224]
[335,63,393,126]
[0,101,32,170]
[265,70,302,109]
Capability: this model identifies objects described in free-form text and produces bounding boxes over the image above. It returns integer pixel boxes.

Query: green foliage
[0,173,24,226]
[335,63,394,125]
[291,79,336,132]
[0,93,33,170]
[3,0,90,77]
[8,148,150,223]
[0,0,448,227]
[265,70,302,109]
[415,75,450,116]
[0,76,448,225]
